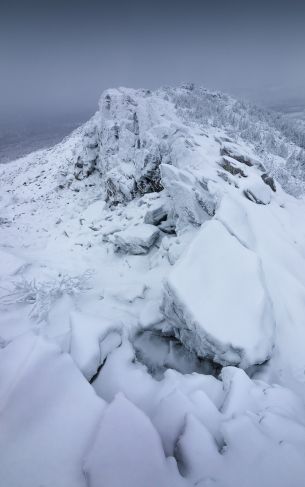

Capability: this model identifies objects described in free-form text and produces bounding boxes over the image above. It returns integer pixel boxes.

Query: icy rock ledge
[161,220,275,368]
[113,224,160,254]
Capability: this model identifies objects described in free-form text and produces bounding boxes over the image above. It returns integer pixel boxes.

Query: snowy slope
[1,85,305,486]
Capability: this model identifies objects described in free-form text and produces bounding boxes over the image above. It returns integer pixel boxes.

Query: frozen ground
[1,85,305,486]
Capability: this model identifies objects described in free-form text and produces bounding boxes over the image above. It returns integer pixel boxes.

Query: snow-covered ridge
[1,85,305,486]
[72,85,305,199]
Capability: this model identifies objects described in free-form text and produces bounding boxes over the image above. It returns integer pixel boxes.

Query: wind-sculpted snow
[1,84,305,486]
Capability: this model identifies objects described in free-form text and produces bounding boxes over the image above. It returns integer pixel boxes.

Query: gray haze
[1,0,305,160]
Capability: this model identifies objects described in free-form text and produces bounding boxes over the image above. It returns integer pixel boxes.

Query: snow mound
[244,175,272,205]
[161,164,217,229]
[0,249,25,277]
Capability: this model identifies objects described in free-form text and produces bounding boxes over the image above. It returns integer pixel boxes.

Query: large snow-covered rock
[113,224,160,254]
[162,220,275,367]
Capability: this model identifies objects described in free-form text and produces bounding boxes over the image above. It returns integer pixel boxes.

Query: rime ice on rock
[113,224,160,254]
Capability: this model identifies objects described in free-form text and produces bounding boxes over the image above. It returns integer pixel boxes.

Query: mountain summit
[1,85,305,487]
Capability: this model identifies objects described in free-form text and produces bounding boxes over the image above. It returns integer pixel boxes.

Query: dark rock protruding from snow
[261,173,277,192]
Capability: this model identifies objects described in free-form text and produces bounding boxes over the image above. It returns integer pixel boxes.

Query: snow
[1,84,305,486]
[162,219,275,367]
[70,310,122,380]
[92,341,305,487]
[84,393,186,487]
[0,249,25,277]
[244,175,272,205]
[0,333,105,487]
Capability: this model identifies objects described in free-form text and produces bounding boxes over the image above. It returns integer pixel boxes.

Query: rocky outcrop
[219,157,247,178]
[261,173,276,192]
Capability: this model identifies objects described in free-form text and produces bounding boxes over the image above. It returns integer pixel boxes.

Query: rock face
[73,88,176,204]
[113,224,160,254]
[73,127,99,180]
[262,173,276,192]
[162,220,275,368]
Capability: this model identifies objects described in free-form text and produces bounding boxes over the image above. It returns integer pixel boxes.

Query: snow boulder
[244,176,272,205]
[220,143,266,171]
[113,224,160,254]
[143,200,168,226]
[161,220,275,368]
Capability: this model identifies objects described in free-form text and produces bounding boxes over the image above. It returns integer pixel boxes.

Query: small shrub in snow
[0,270,93,322]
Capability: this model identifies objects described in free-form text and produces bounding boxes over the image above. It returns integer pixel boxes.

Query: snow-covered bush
[0,270,93,322]
[168,85,305,195]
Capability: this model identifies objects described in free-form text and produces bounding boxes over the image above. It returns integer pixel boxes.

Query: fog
[1,0,305,124]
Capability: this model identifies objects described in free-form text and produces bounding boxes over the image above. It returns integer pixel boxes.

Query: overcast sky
[1,0,305,123]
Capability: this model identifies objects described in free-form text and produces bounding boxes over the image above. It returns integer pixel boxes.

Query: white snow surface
[162,219,275,367]
[1,85,305,486]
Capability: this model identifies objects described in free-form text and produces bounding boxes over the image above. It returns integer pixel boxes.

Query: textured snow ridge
[2,84,305,486]
[1,335,305,487]
[162,219,275,367]
[92,341,305,487]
